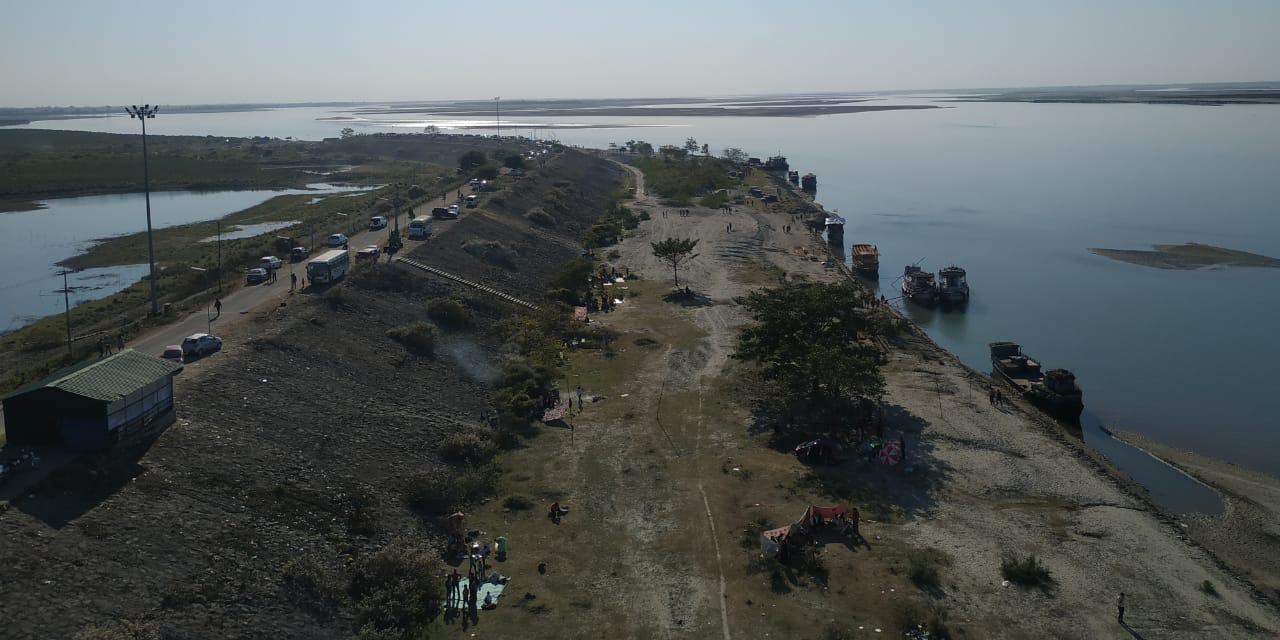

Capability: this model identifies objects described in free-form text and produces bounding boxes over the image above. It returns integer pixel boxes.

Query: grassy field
[431,276,950,639]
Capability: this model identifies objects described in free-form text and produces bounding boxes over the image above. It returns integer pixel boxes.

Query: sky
[3,0,1278,107]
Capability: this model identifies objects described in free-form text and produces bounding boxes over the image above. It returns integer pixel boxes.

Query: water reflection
[202,221,300,242]
[1081,412,1224,515]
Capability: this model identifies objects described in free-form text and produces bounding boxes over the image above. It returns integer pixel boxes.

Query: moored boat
[851,244,880,275]
[764,155,789,172]
[825,216,845,244]
[788,170,800,185]
[989,341,1084,421]
[901,265,936,305]
[937,265,970,304]
[800,173,817,191]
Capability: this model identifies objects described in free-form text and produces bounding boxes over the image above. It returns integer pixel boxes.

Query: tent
[761,503,853,556]
[760,524,795,557]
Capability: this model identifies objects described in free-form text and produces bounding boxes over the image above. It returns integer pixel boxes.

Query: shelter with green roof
[2,349,180,452]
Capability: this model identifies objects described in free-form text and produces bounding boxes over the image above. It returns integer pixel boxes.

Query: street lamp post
[126,104,161,316]
[216,220,223,294]
[494,97,500,138]
[190,266,211,332]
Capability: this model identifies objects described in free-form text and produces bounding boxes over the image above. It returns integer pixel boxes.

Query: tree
[340,127,355,139]
[701,143,710,156]
[734,282,885,437]
[651,238,699,288]
[503,154,526,169]
[634,141,654,156]
[684,137,700,154]
[459,150,487,171]
[475,164,500,180]
[722,147,748,163]
[423,124,440,135]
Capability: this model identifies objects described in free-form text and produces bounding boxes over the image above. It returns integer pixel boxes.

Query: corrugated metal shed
[2,350,180,450]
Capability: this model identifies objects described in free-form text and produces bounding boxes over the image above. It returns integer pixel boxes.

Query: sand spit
[1089,242,1280,269]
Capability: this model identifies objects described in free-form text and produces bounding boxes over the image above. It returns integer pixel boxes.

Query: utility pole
[216,220,223,294]
[57,270,73,357]
[494,97,500,138]
[126,104,161,316]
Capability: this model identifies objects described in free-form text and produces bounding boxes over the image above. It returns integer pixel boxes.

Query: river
[6,97,1278,510]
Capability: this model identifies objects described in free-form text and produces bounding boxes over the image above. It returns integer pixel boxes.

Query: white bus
[306,249,350,285]
[408,217,433,239]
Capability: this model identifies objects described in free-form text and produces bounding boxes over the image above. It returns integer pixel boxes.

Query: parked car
[355,245,380,262]
[260,255,283,271]
[369,216,388,230]
[289,246,310,262]
[432,206,455,220]
[246,268,268,284]
[161,345,185,366]
[181,333,223,357]
[326,233,348,248]
[448,204,460,216]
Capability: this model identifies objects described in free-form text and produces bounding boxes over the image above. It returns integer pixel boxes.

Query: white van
[465,194,479,208]
[369,216,388,230]
[408,218,433,239]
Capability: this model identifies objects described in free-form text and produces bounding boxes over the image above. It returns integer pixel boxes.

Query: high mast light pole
[494,97,500,138]
[126,104,161,316]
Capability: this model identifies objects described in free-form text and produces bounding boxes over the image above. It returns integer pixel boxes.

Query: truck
[408,217,433,239]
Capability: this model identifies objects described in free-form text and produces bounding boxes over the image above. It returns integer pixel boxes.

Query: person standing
[97,336,105,358]
[576,385,584,410]
[214,299,222,316]
[290,272,298,291]
[117,332,125,352]
[1117,592,1126,624]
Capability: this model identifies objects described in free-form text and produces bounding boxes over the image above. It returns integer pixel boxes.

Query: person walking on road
[214,299,222,316]
[1117,592,1126,624]
[290,272,298,291]
[576,385,585,411]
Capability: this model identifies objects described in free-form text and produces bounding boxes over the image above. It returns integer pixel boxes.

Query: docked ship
[800,173,817,192]
[989,342,1084,422]
[937,265,970,305]
[763,155,789,172]
[788,170,800,185]
[901,265,937,305]
[850,244,880,275]
[824,216,845,244]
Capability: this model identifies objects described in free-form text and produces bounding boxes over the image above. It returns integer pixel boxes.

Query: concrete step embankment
[394,257,539,310]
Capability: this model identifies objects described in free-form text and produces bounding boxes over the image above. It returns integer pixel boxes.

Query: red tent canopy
[805,504,848,525]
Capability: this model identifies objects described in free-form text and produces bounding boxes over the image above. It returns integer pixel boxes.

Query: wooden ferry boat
[824,216,845,244]
[800,173,817,192]
[788,170,800,185]
[850,244,880,275]
[937,265,970,304]
[901,266,937,305]
[989,341,1084,421]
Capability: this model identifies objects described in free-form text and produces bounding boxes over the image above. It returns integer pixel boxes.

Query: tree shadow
[662,290,713,307]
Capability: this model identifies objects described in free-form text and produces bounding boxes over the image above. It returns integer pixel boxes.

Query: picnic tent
[761,503,852,556]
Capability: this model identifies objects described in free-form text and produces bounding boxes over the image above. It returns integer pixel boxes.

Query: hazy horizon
[3,0,1279,108]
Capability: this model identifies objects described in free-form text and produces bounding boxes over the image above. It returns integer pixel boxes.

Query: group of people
[663,209,693,218]
[97,333,124,358]
[988,386,1006,407]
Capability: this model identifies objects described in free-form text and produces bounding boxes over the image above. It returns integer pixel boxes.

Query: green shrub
[907,550,942,590]
[462,239,519,270]
[426,298,472,331]
[439,431,496,466]
[75,620,159,640]
[700,190,729,209]
[282,555,344,611]
[1000,552,1053,588]
[386,321,435,356]
[404,465,498,514]
[504,494,535,511]
[347,540,444,636]
[525,208,556,227]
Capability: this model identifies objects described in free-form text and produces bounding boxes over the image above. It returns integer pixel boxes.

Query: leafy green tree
[340,127,355,139]
[503,154,526,169]
[459,150,487,171]
[422,124,440,135]
[651,238,699,287]
[701,143,710,156]
[475,164,500,180]
[722,147,748,163]
[734,282,884,437]
[634,141,654,156]
[684,137,700,154]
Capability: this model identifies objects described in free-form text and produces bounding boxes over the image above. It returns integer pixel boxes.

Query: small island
[1089,242,1280,269]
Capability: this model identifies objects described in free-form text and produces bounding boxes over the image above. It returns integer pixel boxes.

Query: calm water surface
[8,99,1278,510]
[0,184,370,332]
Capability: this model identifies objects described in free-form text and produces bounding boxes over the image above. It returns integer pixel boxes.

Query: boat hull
[991,360,1084,422]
